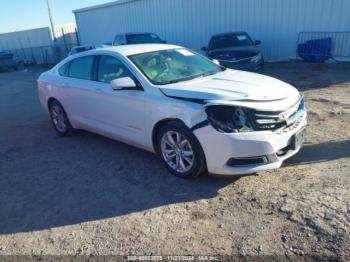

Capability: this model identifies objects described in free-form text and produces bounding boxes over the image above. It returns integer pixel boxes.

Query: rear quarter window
[58,63,69,77]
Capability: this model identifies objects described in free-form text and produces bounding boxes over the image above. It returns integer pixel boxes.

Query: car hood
[160,69,301,111]
[208,46,260,60]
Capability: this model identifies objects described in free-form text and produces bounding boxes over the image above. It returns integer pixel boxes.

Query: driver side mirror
[201,46,207,52]
[255,40,261,46]
[111,77,138,90]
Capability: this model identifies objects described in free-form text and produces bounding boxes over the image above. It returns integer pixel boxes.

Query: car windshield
[126,34,163,44]
[129,49,224,85]
[210,33,253,50]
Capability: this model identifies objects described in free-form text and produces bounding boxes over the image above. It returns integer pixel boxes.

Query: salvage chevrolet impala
[37,44,307,178]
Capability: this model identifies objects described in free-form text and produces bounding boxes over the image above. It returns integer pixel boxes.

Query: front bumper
[193,113,307,175]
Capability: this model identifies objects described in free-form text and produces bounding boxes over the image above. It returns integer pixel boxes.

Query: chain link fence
[0,25,79,68]
[3,44,77,66]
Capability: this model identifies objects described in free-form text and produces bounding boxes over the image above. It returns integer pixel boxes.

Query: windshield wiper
[159,70,222,85]
[199,70,220,78]
[159,74,204,85]
[159,79,186,85]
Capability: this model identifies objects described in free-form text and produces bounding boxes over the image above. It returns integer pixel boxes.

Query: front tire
[49,100,76,136]
[156,121,206,178]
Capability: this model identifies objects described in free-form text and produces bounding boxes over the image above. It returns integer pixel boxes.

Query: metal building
[74,0,350,61]
[0,24,78,64]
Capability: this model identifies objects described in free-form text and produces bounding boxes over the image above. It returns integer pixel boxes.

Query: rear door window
[68,56,94,80]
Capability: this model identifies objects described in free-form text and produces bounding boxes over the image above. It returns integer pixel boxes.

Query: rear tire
[156,121,206,178]
[48,100,76,136]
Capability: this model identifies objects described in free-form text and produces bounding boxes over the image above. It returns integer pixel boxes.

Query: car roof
[85,44,182,56]
[211,31,248,38]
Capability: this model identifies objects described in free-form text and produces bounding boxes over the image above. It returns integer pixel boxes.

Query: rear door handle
[63,83,70,88]
[95,88,103,94]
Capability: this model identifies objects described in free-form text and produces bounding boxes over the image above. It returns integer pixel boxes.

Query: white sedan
[37,44,307,178]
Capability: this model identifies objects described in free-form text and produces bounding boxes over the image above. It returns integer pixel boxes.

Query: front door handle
[63,83,70,88]
[95,88,103,94]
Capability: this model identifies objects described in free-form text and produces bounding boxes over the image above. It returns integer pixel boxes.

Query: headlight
[251,53,262,63]
[205,105,254,133]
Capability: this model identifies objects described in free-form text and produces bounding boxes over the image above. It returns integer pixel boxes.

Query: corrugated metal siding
[0,27,52,51]
[75,0,350,60]
[0,24,78,52]
[0,24,78,64]
[75,0,185,46]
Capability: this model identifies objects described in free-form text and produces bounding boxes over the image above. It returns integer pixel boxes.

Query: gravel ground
[0,62,349,260]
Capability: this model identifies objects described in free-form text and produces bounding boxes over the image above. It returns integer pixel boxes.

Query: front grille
[249,110,285,130]
[219,57,252,67]
[249,97,305,131]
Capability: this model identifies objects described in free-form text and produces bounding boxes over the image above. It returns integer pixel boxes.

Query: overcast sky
[0,0,111,33]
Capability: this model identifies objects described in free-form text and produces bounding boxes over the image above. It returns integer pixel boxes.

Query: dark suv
[202,32,264,72]
[113,33,166,46]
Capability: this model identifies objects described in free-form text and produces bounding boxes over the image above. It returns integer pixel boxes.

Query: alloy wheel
[160,131,194,173]
[51,104,68,133]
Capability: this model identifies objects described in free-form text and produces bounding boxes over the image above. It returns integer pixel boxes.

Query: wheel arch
[152,117,208,178]
[47,97,59,109]
[152,118,187,153]
[46,97,77,135]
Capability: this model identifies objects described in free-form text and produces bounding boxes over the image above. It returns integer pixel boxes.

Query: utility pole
[46,0,56,41]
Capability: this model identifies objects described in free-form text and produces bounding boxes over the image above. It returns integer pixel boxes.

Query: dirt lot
[0,62,349,260]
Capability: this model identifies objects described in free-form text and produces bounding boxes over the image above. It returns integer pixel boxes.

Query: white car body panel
[37,44,307,175]
[160,69,300,111]
[194,114,307,175]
